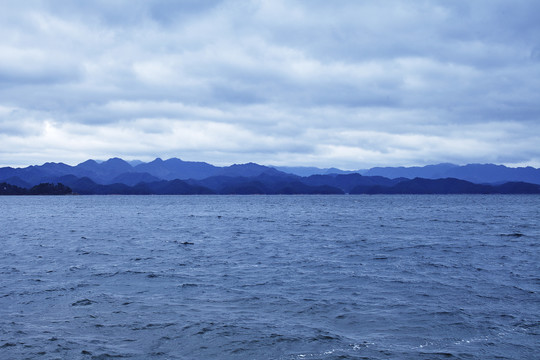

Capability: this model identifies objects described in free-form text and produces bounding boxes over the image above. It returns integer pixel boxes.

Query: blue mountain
[2,158,540,194]
[301,173,405,193]
[362,163,540,184]
[110,172,161,186]
[271,166,357,176]
[134,157,219,180]
[349,177,540,194]
[217,162,285,178]
[75,158,134,183]
[361,163,458,179]
[187,173,343,194]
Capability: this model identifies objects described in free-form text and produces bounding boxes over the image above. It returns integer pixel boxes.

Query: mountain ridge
[1,158,540,195]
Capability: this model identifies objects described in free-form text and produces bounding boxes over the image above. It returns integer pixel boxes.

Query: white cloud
[0,0,539,168]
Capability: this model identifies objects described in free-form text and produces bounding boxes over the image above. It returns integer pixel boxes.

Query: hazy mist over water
[1,195,539,359]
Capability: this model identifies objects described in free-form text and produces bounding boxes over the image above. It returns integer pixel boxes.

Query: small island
[0,182,72,196]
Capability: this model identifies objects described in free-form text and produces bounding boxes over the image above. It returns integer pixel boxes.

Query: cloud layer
[1,0,539,168]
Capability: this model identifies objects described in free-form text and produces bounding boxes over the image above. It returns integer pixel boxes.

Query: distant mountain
[127,160,144,166]
[360,163,456,178]
[273,163,540,185]
[0,162,75,186]
[75,158,134,183]
[443,164,540,184]
[3,170,540,195]
[133,159,288,180]
[301,173,405,193]
[1,176,31,189]
[188,173,343,194]
[1,157,286,186]
[0,158,135,186]
[350,177,540,194]
[110,172,161,186]
[57,173,343,195]
[55,176,209,195]
[2,158,540,194]
[361,163,540,185]
[55,176,136,195]
[135,179,215,195]
[0,182,72,195]
[217,163,285,178]
[134,158,219,180]
[355,177,493,194]
[271,166,358,176]
[495,181,540,193]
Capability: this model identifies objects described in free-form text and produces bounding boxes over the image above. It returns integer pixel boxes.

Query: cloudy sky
[1,0,539,169]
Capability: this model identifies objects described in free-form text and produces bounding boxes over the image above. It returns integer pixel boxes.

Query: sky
[1,0,540,169]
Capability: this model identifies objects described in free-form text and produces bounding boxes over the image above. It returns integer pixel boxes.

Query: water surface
[1,195,539,359]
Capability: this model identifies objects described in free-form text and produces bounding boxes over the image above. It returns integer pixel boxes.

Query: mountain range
[1,158,540,195]
[274,163,540,184]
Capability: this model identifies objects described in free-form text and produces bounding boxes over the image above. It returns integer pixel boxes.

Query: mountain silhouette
[134,158,219,180]
[2,158,540,194]
[361,163,540,184]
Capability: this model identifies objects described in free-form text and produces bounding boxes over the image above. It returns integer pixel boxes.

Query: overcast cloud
[1,0,539,168]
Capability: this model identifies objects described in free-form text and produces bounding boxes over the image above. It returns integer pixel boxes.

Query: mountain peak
[78,159,98,166]
[164,158,185,164]
[104,157,131,165]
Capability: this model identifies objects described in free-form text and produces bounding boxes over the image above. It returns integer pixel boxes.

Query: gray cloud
[0,0,539,168]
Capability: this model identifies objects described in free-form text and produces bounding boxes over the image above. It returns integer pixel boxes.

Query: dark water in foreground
[0,195,539,359]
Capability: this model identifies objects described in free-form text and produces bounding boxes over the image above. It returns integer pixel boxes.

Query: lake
[0,195,539,359]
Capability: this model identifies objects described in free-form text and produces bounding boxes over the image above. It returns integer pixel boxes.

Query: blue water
[0,195,539,359]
